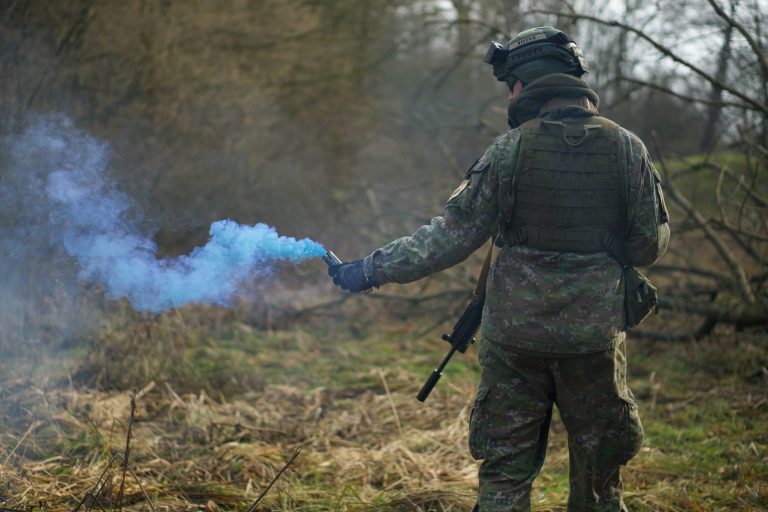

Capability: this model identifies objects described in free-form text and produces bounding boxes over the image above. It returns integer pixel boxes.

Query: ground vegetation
[0,0,766,510]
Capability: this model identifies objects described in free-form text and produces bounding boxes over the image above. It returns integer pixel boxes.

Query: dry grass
[0,360,479,511]
[0,312,766,511]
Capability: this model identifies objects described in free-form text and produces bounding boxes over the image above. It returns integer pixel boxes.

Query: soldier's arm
[622,131,671,267]
[362,137,512,285]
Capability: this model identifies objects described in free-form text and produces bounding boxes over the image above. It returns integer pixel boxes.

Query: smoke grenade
[321,250,342,267]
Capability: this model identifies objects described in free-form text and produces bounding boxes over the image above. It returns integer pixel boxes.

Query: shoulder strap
[603,124,631,268]
[496,126,529,246]
[474,240,494,300]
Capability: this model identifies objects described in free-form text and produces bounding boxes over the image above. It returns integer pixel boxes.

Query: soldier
[328,26,670,512]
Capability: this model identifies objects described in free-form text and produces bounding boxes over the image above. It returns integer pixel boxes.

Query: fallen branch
[636,295,768,342]
[658,297,767,326]
[650,264,729,282]
[632,316,718,342]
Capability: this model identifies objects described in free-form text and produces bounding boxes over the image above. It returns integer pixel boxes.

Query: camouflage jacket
[363,101,670,353]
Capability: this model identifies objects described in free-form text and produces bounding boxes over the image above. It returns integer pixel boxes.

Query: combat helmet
[484,26,589,85]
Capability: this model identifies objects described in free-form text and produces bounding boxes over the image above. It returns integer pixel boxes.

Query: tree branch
[712,219,768,242]
[706,0,768,82]
[652,132,756,303]
[689,160,768,207]
[529,9,768,115]
[615,76,749,109]
[738,127,768,160]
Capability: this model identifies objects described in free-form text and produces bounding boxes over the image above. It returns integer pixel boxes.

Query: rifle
[416,241,494,402]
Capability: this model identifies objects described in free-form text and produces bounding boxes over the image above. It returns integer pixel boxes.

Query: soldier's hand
[328,259,376,293]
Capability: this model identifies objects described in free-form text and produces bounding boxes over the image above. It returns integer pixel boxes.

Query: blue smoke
[6,115,325,313]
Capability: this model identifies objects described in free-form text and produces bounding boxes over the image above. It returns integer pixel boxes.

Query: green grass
[622,337,767,511]
[656,151,765,221]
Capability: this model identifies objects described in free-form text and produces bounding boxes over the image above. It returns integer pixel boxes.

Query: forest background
[0,0,766,511]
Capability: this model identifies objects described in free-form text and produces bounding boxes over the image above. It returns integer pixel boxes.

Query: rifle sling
[473,239,494,300]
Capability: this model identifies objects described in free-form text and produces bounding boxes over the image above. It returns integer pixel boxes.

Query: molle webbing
[506,117,625,253]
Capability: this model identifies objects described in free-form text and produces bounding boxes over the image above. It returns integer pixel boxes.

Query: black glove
[328,259,377,293]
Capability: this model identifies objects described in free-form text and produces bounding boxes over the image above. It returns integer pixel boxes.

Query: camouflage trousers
[469,336,643,512]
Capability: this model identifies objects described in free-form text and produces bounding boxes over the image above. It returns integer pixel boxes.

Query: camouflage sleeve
[621,130,671,267]
[363,137,509,285]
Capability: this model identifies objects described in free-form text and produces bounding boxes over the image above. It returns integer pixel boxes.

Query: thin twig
[2,421,41,466]
[245,446,302,512]
[288,295,352,318]
[716,160,729,224]
[71,455,124,512]
[701,159,768,208]
[432,29,496,92]
[706,0,768,82]
[614,76,749,109]
[722,224,768,266]
[113,391,136,512]
[529,9,768,114]
[377,368,403,438]
[712,219,768,242]
[411,311,455,340]
[127,469,157,512]
[739,127,768,161]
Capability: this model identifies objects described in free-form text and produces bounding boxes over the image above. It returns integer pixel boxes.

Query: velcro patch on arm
[465,153,492,179]
[448,179,470,202]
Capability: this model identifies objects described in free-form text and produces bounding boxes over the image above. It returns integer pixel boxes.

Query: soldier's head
[484,26,589,96]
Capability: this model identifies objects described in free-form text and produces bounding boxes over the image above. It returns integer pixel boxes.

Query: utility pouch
[603,126,659,330]
[623,266,658,328]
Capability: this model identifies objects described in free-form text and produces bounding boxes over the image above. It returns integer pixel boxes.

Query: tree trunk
[499,0,521,36]
[451,0,472,55]
[700,12,734,151]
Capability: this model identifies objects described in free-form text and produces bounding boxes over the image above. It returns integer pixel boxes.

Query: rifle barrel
[416,346,457,402]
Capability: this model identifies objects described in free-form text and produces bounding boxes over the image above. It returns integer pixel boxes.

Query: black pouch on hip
[623,267,658,328]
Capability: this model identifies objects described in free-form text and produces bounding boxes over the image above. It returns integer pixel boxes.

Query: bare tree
[529,0,768,340]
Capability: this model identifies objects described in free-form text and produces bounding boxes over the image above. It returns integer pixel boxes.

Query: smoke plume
[2,115,325,314]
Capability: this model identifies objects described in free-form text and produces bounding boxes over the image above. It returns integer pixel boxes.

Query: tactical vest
[503,116,626,253]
